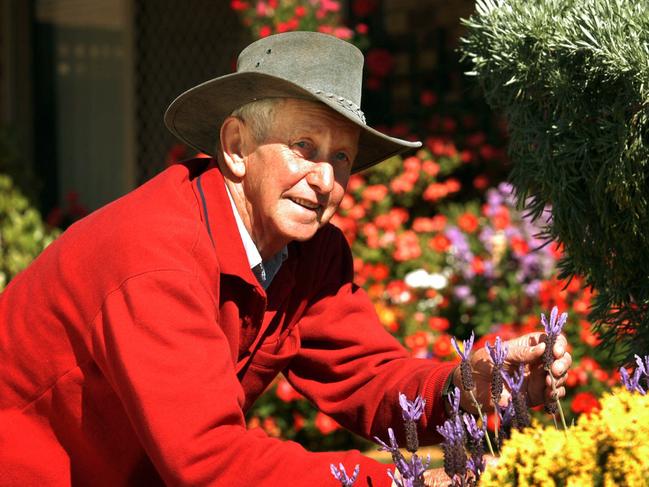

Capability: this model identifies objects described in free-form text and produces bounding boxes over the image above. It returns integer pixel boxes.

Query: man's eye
[335,152,350,163]
[294,140,310,150]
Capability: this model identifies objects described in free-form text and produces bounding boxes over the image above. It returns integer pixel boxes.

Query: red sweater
[0,159,455,486]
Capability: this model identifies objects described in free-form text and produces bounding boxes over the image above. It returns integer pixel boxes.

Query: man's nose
[306,161,334,193]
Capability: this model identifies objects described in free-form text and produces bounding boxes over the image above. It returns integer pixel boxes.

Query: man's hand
[452,332,572,414]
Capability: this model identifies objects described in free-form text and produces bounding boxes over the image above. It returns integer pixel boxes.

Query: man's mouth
[289,197,321,212]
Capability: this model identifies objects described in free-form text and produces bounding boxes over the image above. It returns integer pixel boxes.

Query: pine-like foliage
[460,0,649,358]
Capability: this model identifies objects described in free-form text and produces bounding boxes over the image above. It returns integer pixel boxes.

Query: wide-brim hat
[164,31,421,173]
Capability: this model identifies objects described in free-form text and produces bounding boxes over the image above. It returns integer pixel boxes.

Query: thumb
[508,339,545,363]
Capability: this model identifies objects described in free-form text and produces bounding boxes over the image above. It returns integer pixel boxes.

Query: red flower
[393,231,421,261]
[429,234,451,253]
[294,5,306,17]
[405,330,430,352]
[258,25,272,38]
[471,257,485,275]
[423,183,448,202]
[420,90,437,107]
[366,49,394,78]
[570,392,601,416]
[352,0,378,17]
[510,236,529,255]
[362,184,389,203]
[491,206,511,230]
[473,175,489,190]
[275,377,303,402]
[355,23,369,35]
[230,0,249,11]
[421,160,440,177]
[428,316,450,332]
[458,213,479,233]
[432,334,454,358]
[293,413,305,432]
[315,412,340,435]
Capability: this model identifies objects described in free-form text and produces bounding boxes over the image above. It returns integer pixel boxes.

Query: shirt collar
[224,182,288,289]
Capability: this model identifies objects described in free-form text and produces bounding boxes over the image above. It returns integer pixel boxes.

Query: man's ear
[220,117,247,179]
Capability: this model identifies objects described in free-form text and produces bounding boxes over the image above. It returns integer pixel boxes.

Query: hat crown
[237,32,364,108]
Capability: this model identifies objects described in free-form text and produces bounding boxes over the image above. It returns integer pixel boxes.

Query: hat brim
[164,71,421,173]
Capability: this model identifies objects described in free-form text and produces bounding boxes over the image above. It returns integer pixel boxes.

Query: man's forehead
[277,98,360,134]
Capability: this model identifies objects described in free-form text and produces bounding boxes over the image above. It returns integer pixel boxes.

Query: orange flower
[458,213,479,233]
[471,256,485,275]
[492,206,511,230]
[405,330,430,352]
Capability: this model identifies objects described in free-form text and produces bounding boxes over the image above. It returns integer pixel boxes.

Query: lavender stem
[466,389,495,457]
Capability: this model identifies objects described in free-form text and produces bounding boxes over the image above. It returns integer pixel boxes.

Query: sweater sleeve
[91,269,394,486]
[285,226,456,448]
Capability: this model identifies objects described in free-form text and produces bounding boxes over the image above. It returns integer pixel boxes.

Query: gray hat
[164,31,421,173]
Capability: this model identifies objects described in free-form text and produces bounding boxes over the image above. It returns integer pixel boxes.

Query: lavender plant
[330,463,360,487]
[620,354,649,395]
[540,306,568,430]
[451,332,495,456]
[374,393,430,487]
[485,337,507,445]
[436,393,487,486]
[501,364,531,431]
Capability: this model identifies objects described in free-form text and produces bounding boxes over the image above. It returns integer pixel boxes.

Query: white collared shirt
[224,183,287,289]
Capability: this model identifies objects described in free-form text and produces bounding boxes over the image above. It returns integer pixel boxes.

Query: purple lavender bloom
[447,386,461,419]
[462,413,485,444]
[467,456,486,478]
[451,332,475,361]
[635,354,649,376]
[498,399,515,427]
[541,306,568,338]
[375,428,410,475]
[541,306,567,372]
[620,366,646,395]
[399,393,426,422]
[501,364,525,393]
[485,337,508,368]
[330,463,360,487]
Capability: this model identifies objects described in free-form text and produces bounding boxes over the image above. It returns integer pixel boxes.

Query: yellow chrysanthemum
[480,388,649,486]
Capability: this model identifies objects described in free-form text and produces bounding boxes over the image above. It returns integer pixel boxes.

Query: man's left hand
[453,332,572,413]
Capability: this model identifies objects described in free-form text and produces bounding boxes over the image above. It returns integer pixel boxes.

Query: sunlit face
[238,98,360,258]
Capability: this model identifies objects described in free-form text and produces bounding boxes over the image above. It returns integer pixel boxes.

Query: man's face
[240,98,360,256]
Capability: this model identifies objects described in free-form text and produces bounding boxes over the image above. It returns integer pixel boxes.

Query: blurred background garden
[0,0,619,455]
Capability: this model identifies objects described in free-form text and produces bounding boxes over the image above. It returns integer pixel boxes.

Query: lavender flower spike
[635,354,649,376]
[540,306,567,372]
[502,364,530,429]
[330,463,360,487]
[447,386,461,419]
[451,331,475,361]
[620,366,646,395]
[541,306,568,337]
[399,392,426,422]
[485,336,508,367]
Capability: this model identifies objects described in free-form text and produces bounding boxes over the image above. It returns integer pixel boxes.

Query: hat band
[312,89,366,124]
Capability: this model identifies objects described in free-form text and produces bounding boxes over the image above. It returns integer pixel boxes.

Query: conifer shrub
[460,0,649,357]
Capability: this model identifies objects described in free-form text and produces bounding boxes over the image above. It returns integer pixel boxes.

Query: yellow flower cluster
[480,388,649,486]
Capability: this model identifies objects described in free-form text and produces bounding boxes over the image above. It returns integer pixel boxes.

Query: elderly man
[0,32,570,486]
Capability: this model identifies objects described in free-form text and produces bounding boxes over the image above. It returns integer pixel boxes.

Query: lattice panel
[133,0,251,182]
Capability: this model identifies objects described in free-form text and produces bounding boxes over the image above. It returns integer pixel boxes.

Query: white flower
[404,269,448,290]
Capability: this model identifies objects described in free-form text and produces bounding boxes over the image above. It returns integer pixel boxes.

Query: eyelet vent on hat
[311,89,366,124]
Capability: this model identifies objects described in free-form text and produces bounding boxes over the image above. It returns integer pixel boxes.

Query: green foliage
[0,174,59,290]
[460,0,649,358]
